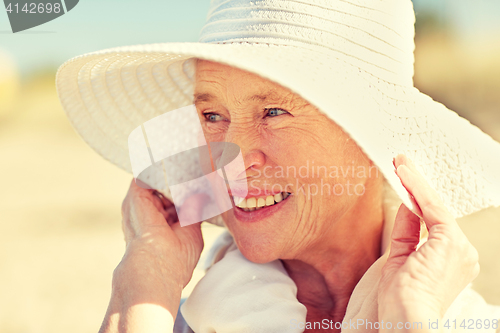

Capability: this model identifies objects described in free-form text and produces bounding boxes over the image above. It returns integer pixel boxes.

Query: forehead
[194,59,305,105]
[196,59,259,78]
[195,59,282,88]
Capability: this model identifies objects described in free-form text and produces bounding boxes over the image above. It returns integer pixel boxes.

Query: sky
[1,0,499,76]
[0,0,210,75]
[413,0,500,38]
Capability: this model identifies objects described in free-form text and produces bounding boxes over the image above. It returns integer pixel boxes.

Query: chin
[220,196,295,263]
[229,229,283,264]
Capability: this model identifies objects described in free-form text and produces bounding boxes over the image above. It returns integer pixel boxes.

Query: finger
[130,180,176,221]
[152,191,179,224]
[153,190,175,209]
[393,164,424,219]
[388,203,421,260]
[128,180,173,227]
[394,154,455,228]
[394,155,424,218]
[164,204,179,225]
[150,191,178,223]
[150,191,168,215]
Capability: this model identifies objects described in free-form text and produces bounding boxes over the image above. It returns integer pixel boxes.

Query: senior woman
[56,0,500,332]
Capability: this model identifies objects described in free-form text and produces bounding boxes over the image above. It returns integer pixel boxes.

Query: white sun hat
[56,0,500,224]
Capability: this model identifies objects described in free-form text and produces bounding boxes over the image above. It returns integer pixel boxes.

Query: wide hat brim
[56,41,500,223]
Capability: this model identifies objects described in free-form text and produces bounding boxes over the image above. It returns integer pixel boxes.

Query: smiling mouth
[232,192,292,212]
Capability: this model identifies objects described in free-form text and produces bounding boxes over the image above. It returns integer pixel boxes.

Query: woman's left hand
[378,154,480,332]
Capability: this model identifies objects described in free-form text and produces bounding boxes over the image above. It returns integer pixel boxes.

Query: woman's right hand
[98,180,208,333]
[119,180,206,286]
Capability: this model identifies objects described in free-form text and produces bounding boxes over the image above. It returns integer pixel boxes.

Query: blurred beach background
[1,0,499,332]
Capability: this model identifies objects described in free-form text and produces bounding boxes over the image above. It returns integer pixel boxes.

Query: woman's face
[194,59,380,263]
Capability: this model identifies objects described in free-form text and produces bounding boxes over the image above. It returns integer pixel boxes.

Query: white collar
[180,192,499,332]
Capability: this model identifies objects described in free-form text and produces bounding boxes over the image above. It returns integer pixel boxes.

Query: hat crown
[199,0,416,85]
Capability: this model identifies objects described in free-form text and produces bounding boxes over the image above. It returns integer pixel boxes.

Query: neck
[281,177,384,326]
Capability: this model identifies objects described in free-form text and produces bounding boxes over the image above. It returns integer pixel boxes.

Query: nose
[215,123,266,180]
[241,150,265,173]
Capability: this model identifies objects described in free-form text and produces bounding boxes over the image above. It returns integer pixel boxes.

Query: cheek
[261,124,316,165]
[201,124,226,142]
[264,122,373,203]
[261,120,341,178]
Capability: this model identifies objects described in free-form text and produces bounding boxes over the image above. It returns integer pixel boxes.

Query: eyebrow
[193,91,281,104]
[193,93,214,104]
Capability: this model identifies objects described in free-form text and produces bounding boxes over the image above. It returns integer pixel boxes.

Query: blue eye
[266,108,288,117]
[204,113,224,122]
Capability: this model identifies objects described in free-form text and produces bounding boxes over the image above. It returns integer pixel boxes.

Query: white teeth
[234,196,246,208]
[237,192,291,212]
[246,197,257,208]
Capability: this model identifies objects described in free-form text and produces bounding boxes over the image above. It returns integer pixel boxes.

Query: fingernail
[409,193,423,219]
